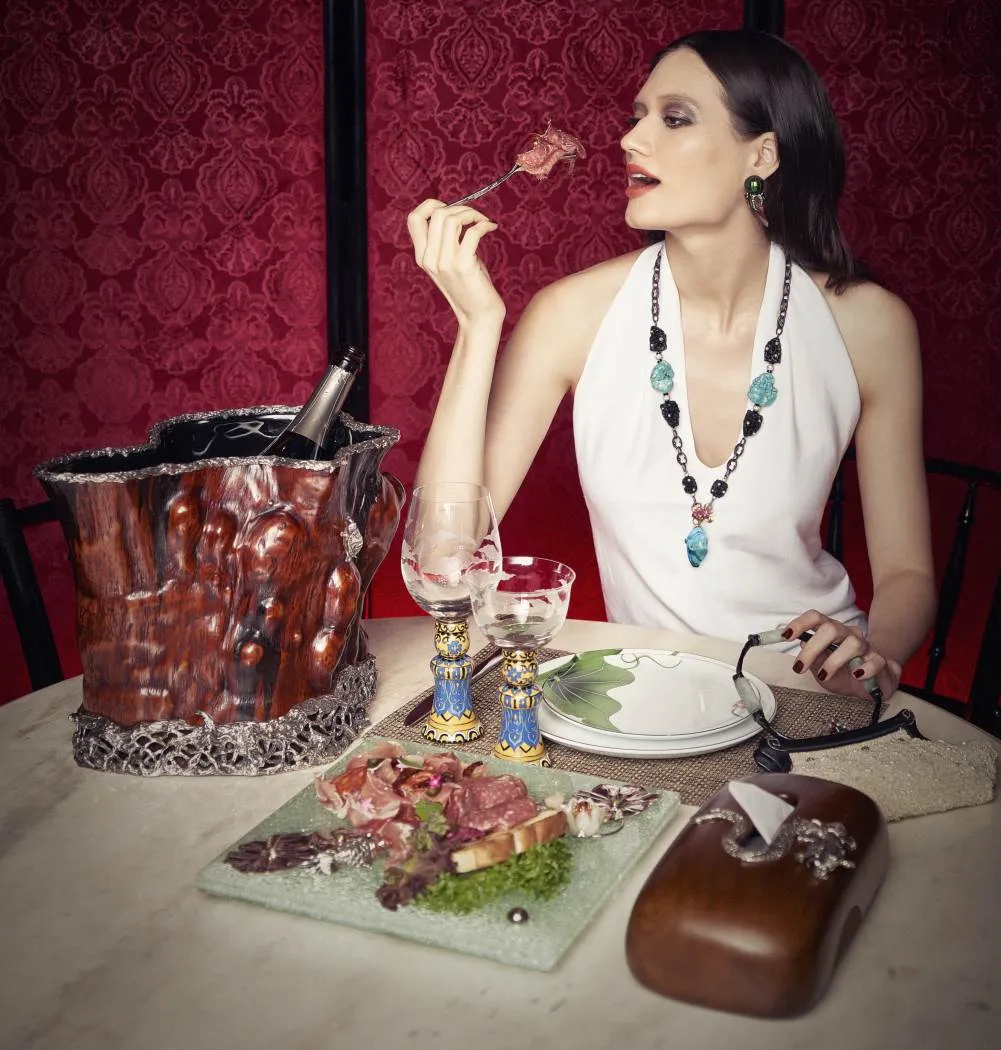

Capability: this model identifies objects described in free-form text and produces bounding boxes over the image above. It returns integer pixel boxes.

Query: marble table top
[1,617,998,1050]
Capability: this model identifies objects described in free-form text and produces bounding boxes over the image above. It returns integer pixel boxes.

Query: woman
[406,30,935,703]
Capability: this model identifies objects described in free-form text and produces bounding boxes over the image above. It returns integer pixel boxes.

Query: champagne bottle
[263,345,365,459]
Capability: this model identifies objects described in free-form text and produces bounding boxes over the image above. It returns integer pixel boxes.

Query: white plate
[537,649,775,742]
[538,707,765,758]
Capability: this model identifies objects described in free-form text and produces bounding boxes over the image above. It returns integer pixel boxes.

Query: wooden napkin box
[625,773,888,1017]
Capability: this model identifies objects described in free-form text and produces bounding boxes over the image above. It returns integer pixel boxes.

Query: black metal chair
[825,454,1001,737]
[0,498,64,691]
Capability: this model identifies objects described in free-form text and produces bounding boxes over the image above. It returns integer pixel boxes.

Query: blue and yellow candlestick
[423,619,483,743]
[492,648,550,766]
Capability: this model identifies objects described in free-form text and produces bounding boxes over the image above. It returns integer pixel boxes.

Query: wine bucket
[35,406,404,776]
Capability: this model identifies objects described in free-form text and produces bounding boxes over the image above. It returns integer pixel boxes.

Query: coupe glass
[466,556,575,766]
[400,482,502,742]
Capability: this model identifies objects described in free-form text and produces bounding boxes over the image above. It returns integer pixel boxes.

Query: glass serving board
[196,735,681,972]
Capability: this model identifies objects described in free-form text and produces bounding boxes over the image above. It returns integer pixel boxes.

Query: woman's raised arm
[408,199,622,522]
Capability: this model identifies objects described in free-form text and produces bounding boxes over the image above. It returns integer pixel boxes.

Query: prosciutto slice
[315,765,403,826]
[345,741,403,771]
[314,748,541,848]
[354,818,414,865]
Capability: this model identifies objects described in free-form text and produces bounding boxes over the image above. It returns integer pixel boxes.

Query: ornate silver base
[70,657,377,776]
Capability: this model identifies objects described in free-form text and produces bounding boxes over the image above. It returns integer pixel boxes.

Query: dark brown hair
[654,30,869,292]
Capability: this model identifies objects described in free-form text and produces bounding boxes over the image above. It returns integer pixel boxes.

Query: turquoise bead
[748,371,777,407]
[650,360,675,394]
[685,526,709,567]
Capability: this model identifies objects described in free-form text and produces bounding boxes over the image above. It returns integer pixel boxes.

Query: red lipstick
[625,163,660,198]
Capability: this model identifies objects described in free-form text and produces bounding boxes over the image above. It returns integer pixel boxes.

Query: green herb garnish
[414,800,449,836]
[417,839,573,915]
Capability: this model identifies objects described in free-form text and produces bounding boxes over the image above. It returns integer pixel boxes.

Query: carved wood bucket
[35,406,404,776]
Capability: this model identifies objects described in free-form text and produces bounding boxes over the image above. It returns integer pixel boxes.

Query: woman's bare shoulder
[530,247,647,314]
[509,247,648,384]
[808,273,920,387]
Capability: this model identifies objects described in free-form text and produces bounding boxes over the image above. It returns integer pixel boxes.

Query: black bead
[742,409,763,437]
[764,337,782,364]
[710,479,728,498]
[682,474,698,494]
[660,399,680,427]
[649,325,667,354]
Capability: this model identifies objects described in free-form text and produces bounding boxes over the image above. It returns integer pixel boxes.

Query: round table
[1,617,997,1050]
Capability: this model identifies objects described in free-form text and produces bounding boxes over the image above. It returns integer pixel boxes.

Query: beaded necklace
[649,247,792,567]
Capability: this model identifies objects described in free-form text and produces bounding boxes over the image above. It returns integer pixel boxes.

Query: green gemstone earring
[744,175,767,225]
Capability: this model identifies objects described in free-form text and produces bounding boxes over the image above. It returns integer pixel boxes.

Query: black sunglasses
[733,628,924,773]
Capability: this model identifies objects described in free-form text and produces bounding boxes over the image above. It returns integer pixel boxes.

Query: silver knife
[402,647,505,726]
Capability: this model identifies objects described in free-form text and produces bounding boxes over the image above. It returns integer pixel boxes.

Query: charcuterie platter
[196,736,681,971]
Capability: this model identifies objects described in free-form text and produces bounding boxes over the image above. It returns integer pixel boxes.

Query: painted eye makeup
[662,111,693,128]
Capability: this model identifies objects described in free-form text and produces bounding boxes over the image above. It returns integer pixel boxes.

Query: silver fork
[445,165,521,208]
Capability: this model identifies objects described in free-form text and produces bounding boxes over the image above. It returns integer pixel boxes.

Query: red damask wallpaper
[785,0,1001,698]
[364,0,1001,699]
[364,0,740,624]
[0,0,330,700]
[1,0,999,705]
[787,0,1000,468]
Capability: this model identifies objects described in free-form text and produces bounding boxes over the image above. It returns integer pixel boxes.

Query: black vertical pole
[744,0,785,36]
[323,0,369,420]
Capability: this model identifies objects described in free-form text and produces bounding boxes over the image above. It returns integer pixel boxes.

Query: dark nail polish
[781,628,793,640]
[817,669,828,682]
[853,668,865,679]
[792,660,803,674]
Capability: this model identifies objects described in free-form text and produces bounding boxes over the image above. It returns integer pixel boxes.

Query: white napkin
[728,780,795,844]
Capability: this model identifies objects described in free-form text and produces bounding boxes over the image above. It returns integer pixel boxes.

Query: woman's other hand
[407,199,504,327]
[783,609,902,703]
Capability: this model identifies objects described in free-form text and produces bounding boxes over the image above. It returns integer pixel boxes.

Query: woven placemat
[371,647,881,806]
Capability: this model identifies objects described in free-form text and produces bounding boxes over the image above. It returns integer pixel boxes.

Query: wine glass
[400,482,502,742]
[466,556,576,766]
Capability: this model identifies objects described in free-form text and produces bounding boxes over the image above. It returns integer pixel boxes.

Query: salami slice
[450,775,537,831]
[462,795,540,833]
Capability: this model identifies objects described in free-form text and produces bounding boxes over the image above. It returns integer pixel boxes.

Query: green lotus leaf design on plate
[537,649,634,733]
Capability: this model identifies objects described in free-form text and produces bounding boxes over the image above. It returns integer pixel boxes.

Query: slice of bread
[450,809,568,875]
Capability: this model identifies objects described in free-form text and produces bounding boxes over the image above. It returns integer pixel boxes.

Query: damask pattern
[787,0,1000,470]
[786,0,1001,699]
[0,0,328,701]
[2,1,997,705]
[364,0,740,626]
[364,0,1000,700]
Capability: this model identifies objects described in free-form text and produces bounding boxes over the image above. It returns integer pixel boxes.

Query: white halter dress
[573,241,866,643]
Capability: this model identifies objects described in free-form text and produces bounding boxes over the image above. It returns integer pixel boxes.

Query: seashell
[564,797,611,837]
[575,784,661,820]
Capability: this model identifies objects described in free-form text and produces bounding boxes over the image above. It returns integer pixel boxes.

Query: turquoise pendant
[685,526,709,567]
[748,372,777,407]
[650,360,675,394]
